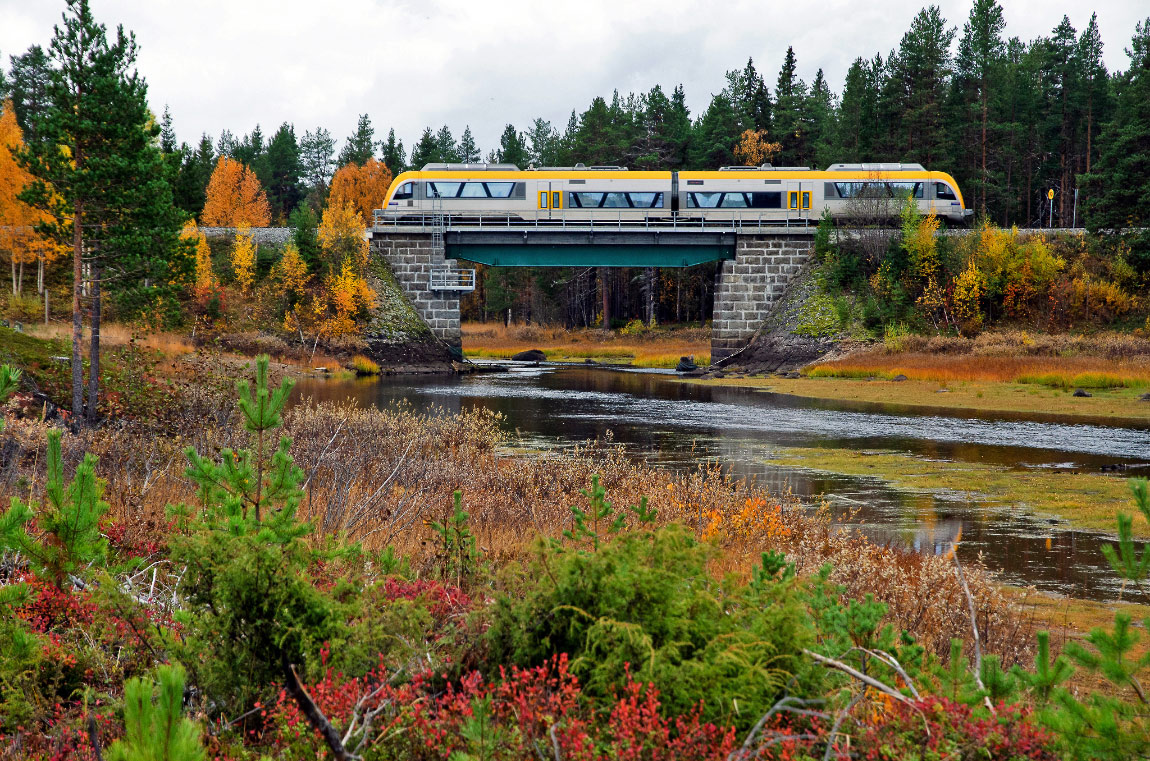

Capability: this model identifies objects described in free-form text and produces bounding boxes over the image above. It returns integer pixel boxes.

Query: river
[293,363,1150,603]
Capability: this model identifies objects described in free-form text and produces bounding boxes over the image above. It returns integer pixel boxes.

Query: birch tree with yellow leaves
[327,158,392,226]
[201,157,271,228]
[0,100,55,299]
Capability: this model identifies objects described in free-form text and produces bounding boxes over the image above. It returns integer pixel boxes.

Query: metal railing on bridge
[429,268,477,292]
[372,209,815,234]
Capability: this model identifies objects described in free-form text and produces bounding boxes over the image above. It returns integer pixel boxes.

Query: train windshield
[935,182,958,201]
[393,182,413,200]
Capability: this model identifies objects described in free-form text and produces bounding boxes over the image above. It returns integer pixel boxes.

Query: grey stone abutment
[368,229,814,362]
[710,233,814,362]
[370,232,462,349]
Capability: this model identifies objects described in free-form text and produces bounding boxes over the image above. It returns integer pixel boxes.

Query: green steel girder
[446,244,734,267]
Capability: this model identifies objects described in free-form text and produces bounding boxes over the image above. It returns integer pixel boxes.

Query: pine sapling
[1101,478,1150,600]
[106,664,205,761]
[430,490,478,587]
[0,429,108,590]
[562,475,656,553]
[180,355,305,542]
[1016,630,1073,706]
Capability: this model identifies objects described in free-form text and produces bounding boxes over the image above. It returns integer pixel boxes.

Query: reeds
[0,397,1037,667]
[810,350,1150,387]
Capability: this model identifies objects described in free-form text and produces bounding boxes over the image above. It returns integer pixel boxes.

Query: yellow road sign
[1047,189,1054,200]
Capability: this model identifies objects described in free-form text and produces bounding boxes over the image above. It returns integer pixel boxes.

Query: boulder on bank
[892,374,908,382]
[512,349,547,362]
[1072,388,1092,398]
[675,355,698,372]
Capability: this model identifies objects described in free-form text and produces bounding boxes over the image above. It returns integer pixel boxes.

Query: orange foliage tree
[733,129,782,166]
[201,156,271,227]
[328,158,393,226]
[0,100,56,296]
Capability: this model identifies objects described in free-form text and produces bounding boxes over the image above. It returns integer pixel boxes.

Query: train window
[393,182,413,200]
[603,192,630,208]
[935,182,957,201]
[427,182,462,198]
[687,192,722,208]
[748,192,782,208]
[460,183,488,198]
[720,193,748,208]
[569,192,605,208]
[835,182,887,199]
[889,182,923,199]
[486,182,515,198]
[626,192,663,208]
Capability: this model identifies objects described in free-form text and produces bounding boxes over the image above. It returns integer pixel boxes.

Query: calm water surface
[293,363,1150,603]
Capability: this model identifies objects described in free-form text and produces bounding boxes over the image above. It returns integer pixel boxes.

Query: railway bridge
[370,212,816,362]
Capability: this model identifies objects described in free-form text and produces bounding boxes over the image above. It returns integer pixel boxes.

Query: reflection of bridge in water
[370,211,816,362]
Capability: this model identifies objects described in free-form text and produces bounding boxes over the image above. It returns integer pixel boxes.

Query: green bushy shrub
[486,524,813,731]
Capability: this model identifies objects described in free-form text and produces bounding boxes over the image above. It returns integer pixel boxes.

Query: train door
[786,183,812,223]
[536,182,563,220]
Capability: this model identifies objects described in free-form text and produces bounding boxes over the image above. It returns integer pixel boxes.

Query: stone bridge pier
[710,233,814,362]
[369,232,462,349]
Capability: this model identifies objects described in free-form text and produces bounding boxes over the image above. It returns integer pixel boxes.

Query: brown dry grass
[0,396,1039,668]
[810,350,1150,386]
[462,322,711,367]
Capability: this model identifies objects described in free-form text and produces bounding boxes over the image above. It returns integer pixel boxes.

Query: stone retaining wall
[711,235,814,361]
[369,233,461,348]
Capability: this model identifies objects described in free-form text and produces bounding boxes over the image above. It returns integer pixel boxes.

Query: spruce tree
[457,125,480,163]
[408,126,440,169]
[774,47,809,166]
[16,0,189,423]
[6,45,52,145]
[299,126,335,190]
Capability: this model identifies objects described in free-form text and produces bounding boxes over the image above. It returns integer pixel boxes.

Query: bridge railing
[429,268,477,292]
[371,209,814,233]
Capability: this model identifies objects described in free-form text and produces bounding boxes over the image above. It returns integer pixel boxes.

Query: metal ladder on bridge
[430,197,445,255]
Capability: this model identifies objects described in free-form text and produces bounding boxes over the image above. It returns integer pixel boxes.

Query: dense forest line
[5,1,1147,231]
[2,0,1149,334]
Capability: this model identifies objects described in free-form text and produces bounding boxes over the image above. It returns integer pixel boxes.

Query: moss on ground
[683,375,1150,424]
[769,445,1145,536]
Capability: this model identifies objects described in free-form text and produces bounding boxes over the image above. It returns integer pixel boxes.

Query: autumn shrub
[486,522,814,731]
[350,353,380,375]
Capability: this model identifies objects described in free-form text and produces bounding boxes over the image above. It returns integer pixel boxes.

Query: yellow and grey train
[381,162,971,225]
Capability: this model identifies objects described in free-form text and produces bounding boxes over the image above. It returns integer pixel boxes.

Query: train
[379,162,972,226]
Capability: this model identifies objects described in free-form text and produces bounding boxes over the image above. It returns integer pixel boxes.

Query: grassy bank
[689,374,1150,423]
[462,321,710,367]
[768,446,1143,536]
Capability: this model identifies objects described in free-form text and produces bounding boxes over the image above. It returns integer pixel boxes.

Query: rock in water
[675,355,698,372]
[1072,388,1092,398]
[511,349,547,362]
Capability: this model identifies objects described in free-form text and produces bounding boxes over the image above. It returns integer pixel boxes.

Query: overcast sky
[1,1,1147,157]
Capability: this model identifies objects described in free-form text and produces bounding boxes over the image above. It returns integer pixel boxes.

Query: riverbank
[769,445,1145,537]
[684,374,1150,424]
[461,321,711,367]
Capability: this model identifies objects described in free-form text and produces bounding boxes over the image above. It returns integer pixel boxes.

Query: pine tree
[6,45,52,145]
[380,128,406,172]
[526,118,558,166]
[288,203,320,273]
[16,0,189,423]
[805,69,835,169]
[953,0,1006,215]
[0,429,109,590]
[457,125,480,163]
[408,127,439,169]
[298,126,335,191]
[171,133,214,216]
[1082,17,1150,272]
[888,6,956,166]
[435,125,459,163]
[1077,14,1111,178]
[338,113,376,166]
[107,664,206,761]
[495,123,529,167]
[264,122,302,222]
[688,93,740,168]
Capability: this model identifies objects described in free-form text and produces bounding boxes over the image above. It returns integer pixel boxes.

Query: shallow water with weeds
[294,363,1150,603]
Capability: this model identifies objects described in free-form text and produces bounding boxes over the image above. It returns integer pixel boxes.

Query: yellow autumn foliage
[230,225,257,294]
[318,202,369,273]
[201,157,271,227]
[180,220,217,292]
[328,158,393,226]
